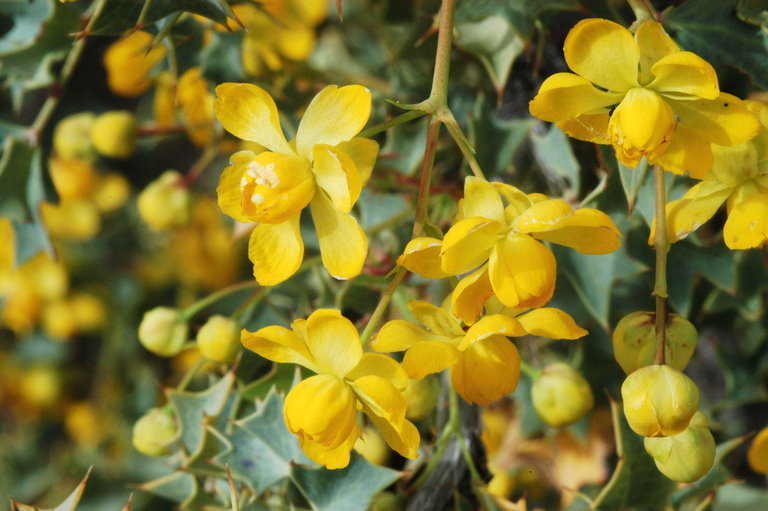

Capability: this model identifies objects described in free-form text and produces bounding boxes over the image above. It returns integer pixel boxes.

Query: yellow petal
[608,87,676,167]
[723,194,768,249]
[451,265,494,326]
[529,73,623,123]
[352,374,407,429]
[512,199,574,234]
[402,341,459,380]
[346,353,408,391]
[241,325,318,371]
[407,300,464,337]
[334,138,379,185]
[312,144,362,213]
[650,125,713,178]
[154,72,176,128]
[310,191,368,280]
[531,208,622,255]
[488,234,556,309]
[367,414,420,460]
[556,112,611,144]
[451,336,521,405]
[748,427,768,474]
[104,31,166,97]
[217,151,254,223]
[296,85,371,160]
[461,176,506,225]
[397,237,449,279]
[371,319,445,353]
[275,23,315,61]
[635,20,680,85]
[649,52,719,100]
[458,314,526,351]
[517,308,588,339]
[248,215,304,286]
[709,142,759,186]
[299,427,359,469]
[305,309,362,377]
[563,19,639,92]
[650,181,731,243]
[668,93,760,147]
[214,83,294,154]
[440,217,502,275]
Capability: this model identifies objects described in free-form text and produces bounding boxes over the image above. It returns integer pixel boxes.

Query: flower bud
[19,366,61,409]
[402,376,440,421]
[48,157,97,200]
[354,425,390,466]
[53,113,96,162]
[644,411,715,482]
[748,427,768,474]
[138,307,188,357]
[196,315,241,364]
[70,292,106,333]
[138,171,191,231]
[613,312,698,374]
[369,492,403,511]
[90,111,137,158]
[621,365,699,437]
[92,173,130,213]
[532,363,594,427]
[132,407,178,457]
[42,299,78,340]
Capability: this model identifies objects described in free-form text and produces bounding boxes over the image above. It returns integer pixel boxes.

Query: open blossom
[652,100,768,249]
[529,18,758,176]
[214,83,379,285]
[371,300,587,405]
[399,177,621,324]
[242,309,419,469]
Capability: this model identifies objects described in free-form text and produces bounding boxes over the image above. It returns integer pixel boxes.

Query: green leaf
[713,483,768,511]
[167,370,235,455]
[357,189,411,231]
[10,468,91,511]
[666,241,736,317]
[455,0,578,39]
[666,0,768,89]
[216,388,312,494]
[92,0,233,35]
[0,0,52,53]
[530,124,581,198]
[200,31,244,83]
[702,249,765,320]
[291,454,400,511]
[617,159,651,218]
[454,15,524,92]
[0,137,37,221]
[136,471,218,507]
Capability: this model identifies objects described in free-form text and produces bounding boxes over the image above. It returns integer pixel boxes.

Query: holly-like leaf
[703,249,765,320]
[291,454,401,511]
[666,0,768,89]
[91,0,234,35]
[135,471,217,508]
[666,240,736,317]
[10,468,91,511]
[530,124,581,198]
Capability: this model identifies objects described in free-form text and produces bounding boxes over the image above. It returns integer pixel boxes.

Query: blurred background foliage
[0,0,767,510]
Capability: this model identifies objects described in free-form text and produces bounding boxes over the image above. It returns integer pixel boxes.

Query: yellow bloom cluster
[242,309,419,468]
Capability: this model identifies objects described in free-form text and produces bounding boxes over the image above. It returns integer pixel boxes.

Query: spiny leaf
[10,467,91,511]
[92,0,234,35]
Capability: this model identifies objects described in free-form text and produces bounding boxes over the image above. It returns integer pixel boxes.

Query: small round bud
[138,307,188,357]
[613,312,698,374]
[53,113,96,161]
[353,426,390,466]
[48,157,97,200]
[532,363,594,427]
[92,173,131,213]
[42,299,78,340]
[137,171,191,231]
[644,411,715,482]
[70,292,106,333]
[196,315,241,364]
[41,200,101,241]
[402,377,440,421]
[369,492,403,511]
[19,366,61,408]
[748,427,768,474]
[90,111,137,158]
[621,365,699,437]
[132,407,178,457]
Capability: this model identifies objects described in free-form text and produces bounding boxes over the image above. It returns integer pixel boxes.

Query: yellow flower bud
[532,363,594,428]
[402,377,440,421]
[19,366,61,409]
[90,111,137,158]
[41,200,101,241]
[53,113,96,162]
[92,173,131,213]
[138,307,189,357]
[70,292,106,333]
[621,365,699,437]
[137,171,191,231]
[644,411,715,482]
[487,472,516,499]
[48,157,97,200]
[132,407,178,457]
[612,311,697,374]
[353,425,391,466]
[196,315,241,364]
[42,299,78,340]
[748,427,768,474]
[65,402,106,447]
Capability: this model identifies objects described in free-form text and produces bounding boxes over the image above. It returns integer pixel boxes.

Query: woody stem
[653,164,669,365]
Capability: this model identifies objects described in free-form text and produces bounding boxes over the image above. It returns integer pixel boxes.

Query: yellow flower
[371,300,587,405]
[652,100,768,249]
[177,68,216,147]
[399,177,621,324]
[748,426,768,474]
[138,170,191,231]
[242,309,419,469]
[215,83,378,285]
[529,19,758,176]
[232,0,326,76]
[104,31,166,97]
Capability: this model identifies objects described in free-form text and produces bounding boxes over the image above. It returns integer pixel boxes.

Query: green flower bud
[612,311,698,374]
[369,492,403,511]
[196,315,241,364]
[644,411,715,482]
[90,111,137,158]
[402,376,440,421]
[621,365,699,437]
[137,170,191,231]
[532,363,594,427]
[353,425,390,466]
[132,407,178,457]
[138,307,188,357]
[54,112,96,161]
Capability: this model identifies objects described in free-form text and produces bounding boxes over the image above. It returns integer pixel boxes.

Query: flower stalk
[652,164,669,365]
